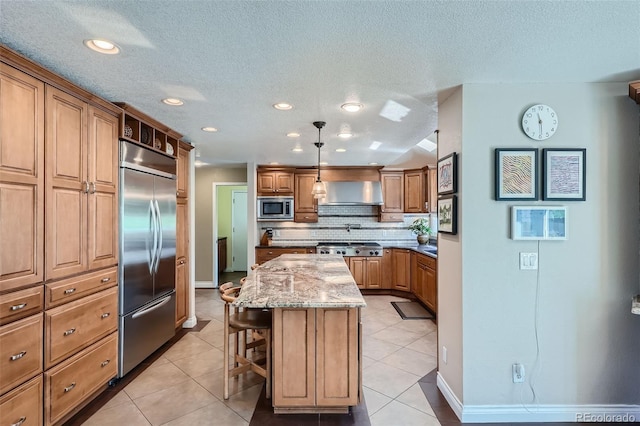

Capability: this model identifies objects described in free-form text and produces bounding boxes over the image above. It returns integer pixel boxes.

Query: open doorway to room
[213,183,248,288]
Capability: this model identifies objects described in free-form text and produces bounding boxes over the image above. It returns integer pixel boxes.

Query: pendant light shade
[311,121,327,199]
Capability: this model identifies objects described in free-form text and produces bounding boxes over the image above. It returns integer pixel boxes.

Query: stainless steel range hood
[317,181,384,205]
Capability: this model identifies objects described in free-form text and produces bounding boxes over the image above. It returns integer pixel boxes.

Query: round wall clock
[521,104,558,140]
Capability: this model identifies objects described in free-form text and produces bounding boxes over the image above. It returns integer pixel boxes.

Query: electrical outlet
[519,252,538,270]
[512,363,525,383]
[442,346,448,364]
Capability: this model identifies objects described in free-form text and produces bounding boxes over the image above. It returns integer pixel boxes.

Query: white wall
[438,82,640,420]
[437,86,464,401]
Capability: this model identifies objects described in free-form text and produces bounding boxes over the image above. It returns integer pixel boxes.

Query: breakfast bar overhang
[233,254,366,414]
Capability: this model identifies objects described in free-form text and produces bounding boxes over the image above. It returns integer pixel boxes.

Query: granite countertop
[233,254,366,309]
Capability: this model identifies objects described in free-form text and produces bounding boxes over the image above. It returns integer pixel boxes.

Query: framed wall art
[511,206,567,240]
[542,148,586,201]
[437,195,457,235]
[437,152,457,195]
[495,148,538,201]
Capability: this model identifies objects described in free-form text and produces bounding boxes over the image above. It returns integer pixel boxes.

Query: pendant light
[311,121,327,199]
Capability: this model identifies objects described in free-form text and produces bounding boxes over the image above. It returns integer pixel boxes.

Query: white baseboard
[195,280,215,289]
[437,372,640,423]
[182,316,197,329]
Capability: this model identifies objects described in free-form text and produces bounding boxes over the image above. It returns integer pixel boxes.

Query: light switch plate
[519,252,538,270]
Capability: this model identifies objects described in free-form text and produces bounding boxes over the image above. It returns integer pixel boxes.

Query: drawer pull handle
[10,351,27,361]
[101,277,110,283]
[64,288,76,295]
[101,312,110,319]
[64,382,76,393]
[10,303,27,311]
[101,359,110,367]
[268,251,273,255]
[11,417,26,426]
[63,328,76,336]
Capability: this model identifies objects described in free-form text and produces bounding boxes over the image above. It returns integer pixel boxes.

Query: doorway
[213,183,248,288]
[231,190,248,271]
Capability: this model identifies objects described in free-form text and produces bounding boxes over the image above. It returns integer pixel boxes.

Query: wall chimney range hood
[317,181,384,206]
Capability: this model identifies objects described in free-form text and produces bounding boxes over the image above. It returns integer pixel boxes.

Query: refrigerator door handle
[154,199,163,273]
[131,294,173,319]
[149,200,158,274]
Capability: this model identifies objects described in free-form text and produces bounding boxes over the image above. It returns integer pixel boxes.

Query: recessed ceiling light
[286,132,300,138]
[162,98,184,106]
[369,162,378,165]
[84,39,120,54]
[341,103,363,113]
[369,141,382,150]
[338,132,353,139]
[273,103,293,110]
[335,148,346,153]
[292,147,303,152]
[201,127,218,132]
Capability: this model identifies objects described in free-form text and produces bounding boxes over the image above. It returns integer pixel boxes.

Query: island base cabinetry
[272,307,360,413]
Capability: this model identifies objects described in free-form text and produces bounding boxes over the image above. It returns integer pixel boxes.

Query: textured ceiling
[1,1,638,168]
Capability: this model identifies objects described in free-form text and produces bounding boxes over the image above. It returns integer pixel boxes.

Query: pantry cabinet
[44,87,118,281]
[1,45,121,426]
[175,141,193,328]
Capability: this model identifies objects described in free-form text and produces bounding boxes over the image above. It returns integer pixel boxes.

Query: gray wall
[194,167,247,282]
[438,82,640,415]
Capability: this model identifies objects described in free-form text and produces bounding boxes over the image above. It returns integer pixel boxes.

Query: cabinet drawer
[418,254,436,270]
[45,287,117,368]
[0,285,44,326]
[294,212,318,223]
[0,314,43,395]
[0,375,43,426]
[45,332,117,426]
[45,267,117,309]
[379,213,404,222]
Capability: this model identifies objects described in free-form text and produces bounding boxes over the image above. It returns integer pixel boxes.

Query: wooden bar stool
[220,285,272,400]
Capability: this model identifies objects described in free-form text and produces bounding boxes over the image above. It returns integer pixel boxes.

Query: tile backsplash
[258,205,436,245]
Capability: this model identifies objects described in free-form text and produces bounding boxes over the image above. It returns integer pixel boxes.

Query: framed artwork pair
[437,152,458,234]
[495,148,586,201]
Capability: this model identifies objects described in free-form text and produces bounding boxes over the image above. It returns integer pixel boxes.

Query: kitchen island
[233,254,366,414]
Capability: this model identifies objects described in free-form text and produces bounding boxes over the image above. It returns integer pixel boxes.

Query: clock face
[522,104,558,140]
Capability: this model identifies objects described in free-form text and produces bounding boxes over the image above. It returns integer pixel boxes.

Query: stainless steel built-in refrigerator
[118,140,177,377]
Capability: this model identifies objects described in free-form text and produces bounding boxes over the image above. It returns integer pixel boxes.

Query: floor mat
[391,301,434,320]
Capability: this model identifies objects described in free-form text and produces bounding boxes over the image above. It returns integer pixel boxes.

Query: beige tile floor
[85,292,441,426]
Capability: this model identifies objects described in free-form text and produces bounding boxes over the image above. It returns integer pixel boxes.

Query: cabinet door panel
[46,87,87,280]
[349,258,365,289]
[316,308,358,406]
[273,308,315,406]
[404,171,423,212]
[175,259,187,327]
[392,249,411,291]
[177,144,189,198]
[88,191,117,270]
[425,266,437,312]
[295,174,317,214]
[0,66,44,290]
[380,172,403,213]
[366,258,382,289]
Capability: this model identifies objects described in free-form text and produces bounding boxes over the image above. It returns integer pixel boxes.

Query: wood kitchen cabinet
[379,171,404,222]
[348,257,382,289]
[413,253,437,313]
[392,249,411,291]
[257,168,294,195]
[404,169,425,213]
[272,307,360,412]
[45,86,119,281]
[0,64,45,292]
[255,247,315,265]
[294,172,318,222]
[175,141,193,328]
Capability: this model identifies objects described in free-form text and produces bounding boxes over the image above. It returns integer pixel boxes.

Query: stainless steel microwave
[257,196,294,221]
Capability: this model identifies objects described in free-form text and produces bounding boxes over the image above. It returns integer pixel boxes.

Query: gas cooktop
[316,242,382,257]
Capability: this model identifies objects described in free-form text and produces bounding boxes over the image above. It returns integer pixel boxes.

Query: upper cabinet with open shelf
[115,103,182,157]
